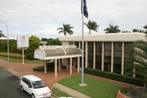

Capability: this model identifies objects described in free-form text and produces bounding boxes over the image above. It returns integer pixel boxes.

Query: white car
[20,75,51,98]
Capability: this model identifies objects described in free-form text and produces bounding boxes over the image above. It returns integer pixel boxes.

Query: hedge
[84,68,143,86]
[33,62,54,72]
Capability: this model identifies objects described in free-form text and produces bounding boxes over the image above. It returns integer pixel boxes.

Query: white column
[55,59,57,78]
[72,42,75,45]
[93,42,96,69]
[70,57,72,75]
[58,59,61,72]
[85,42,88,68]
[111,42,114,72]
[44,61,47,74]
[101,42,104,71]
[22,48,25,64]
[77,57,80,73]
[121,42,125,75]
[79,42,81,49]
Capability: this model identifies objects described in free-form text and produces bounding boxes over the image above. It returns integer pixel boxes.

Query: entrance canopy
[34,45,82,60]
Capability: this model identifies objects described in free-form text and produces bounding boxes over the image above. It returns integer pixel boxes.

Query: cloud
[0,0,147,38]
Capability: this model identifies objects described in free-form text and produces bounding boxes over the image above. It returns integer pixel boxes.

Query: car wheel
[32,94,35,98]
[20,86,24,91]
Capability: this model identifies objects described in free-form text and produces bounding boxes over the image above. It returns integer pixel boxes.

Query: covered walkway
[34,45,82,78]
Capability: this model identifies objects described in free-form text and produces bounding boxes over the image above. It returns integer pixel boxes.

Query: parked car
[20,75,51,98]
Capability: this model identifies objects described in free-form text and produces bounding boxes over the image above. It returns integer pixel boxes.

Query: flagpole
[80,0,86,86]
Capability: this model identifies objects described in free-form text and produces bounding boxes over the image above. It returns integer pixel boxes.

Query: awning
[34,45,82,60]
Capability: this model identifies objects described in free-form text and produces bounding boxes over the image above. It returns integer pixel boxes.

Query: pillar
[101,42,104,71]
[44,60,47,74]
[121,42,125,75]
[93,42,96,69]
[58,59,61,72]
[72,42,75,45]
[77,57,80,73]
[85,42,88,68]
[111,42,114,72]
[70,57,72,75]
[55,59,57,78]
[79,42,81,49]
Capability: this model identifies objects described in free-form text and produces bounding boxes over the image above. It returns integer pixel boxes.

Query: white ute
[20,75,51,98]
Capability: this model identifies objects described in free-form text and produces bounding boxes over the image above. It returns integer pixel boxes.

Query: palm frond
[57,27,63,31]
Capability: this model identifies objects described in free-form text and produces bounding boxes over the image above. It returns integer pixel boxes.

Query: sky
[0,0,147,39]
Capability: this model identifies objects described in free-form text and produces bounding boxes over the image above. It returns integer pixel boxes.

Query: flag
[81,0,88,18]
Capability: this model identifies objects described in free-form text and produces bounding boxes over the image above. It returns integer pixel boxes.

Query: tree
[133,41,147,89]
[144,25,147,34]
[104,24,121,33]
[85,20,99,34]
[0,30,5,37]
[57,24,73,35]
[41,38,61,45]
[25,36,40,60]
[132,29,144,33]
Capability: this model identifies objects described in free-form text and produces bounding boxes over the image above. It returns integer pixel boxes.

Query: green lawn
[59,75,122,98]
[0,52,42,64]
[52,88,70,97]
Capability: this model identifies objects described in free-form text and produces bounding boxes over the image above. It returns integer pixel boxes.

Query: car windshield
[32,80,46,89]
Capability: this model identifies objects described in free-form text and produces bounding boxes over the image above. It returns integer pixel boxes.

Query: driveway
[0,67,31,98]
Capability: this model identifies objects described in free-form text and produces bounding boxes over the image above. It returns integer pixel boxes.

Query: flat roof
[59,33,146,42]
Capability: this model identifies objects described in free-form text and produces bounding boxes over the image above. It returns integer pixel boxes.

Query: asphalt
[0,67,31,98]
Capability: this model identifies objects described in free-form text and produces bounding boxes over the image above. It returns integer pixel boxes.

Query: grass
[0,52,42,64]
[59,75,122,98]
[52,88,70,97]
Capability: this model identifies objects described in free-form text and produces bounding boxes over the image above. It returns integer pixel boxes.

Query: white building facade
[59,33,146,75]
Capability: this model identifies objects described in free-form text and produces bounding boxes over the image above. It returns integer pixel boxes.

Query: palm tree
[57,24,73,35]
[0,30,5,37]
[104,24,121,33]
[85,20,99,34]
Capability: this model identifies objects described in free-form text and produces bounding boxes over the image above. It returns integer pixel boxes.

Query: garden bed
[120,87,147,98]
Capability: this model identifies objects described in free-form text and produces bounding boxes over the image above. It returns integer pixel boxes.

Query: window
[22,78,32,87]
[32,80,46,89]
[22,78,27,84]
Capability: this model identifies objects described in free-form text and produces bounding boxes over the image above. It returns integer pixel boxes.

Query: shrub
[84,68,143,86]
[33,61,54,72]
[41,38,61,45]
[0,40,19,53]
[120,86,133,94]
[25,36,40,60]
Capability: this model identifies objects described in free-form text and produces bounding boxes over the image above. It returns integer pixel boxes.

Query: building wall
[62,41,134,75]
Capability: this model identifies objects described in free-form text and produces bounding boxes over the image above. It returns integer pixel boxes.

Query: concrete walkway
[53,83,91,98]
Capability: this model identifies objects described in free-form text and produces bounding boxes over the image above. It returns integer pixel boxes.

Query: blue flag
[81,0,88,18]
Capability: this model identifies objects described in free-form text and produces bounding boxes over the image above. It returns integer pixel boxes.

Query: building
[59,33,146,75]
[34,45,82,78]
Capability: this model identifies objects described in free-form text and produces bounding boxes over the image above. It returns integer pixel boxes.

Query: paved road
[0,67,31,98]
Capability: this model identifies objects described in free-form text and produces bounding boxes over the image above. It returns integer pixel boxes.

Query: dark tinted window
[22,78,27,84]
[22,77,32,87]
[32,80,46,89]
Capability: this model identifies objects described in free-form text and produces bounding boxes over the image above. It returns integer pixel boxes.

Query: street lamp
[0,21,9,62]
